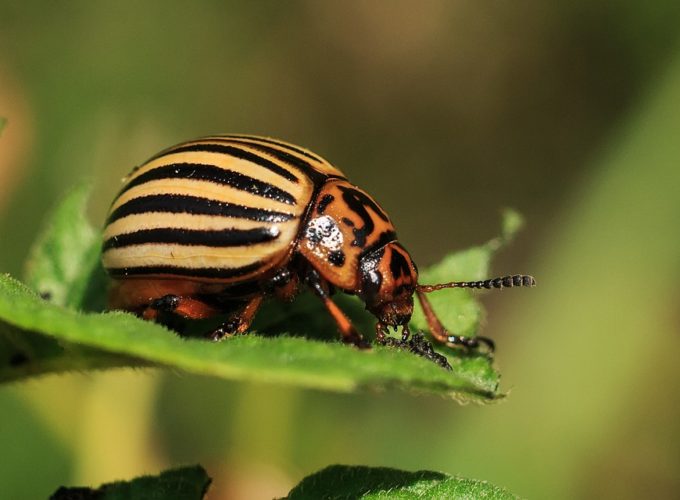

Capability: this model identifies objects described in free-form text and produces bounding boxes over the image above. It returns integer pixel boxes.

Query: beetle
[103,134,534,350]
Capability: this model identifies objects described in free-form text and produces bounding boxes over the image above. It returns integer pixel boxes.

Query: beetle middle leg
[208,295,264,341]
[265,267,300,302]
[141,292,263,341]
[124,292,221,335]
[305,269,370,348]
[416,289,495,354]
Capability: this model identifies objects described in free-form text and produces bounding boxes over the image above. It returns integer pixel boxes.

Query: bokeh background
[1,1,679,498]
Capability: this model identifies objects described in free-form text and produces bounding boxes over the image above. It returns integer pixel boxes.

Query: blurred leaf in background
[1,1,680,499]
[285,465,518,499]
[51,465,211,500]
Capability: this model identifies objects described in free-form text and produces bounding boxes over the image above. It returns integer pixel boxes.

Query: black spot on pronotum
[328,250,346,267]
[337,185,388,248]
[317,194,334,214]
[39,291,52,301]
[359,230,397,257]
[352,227,368,248]
[305,226,322,245]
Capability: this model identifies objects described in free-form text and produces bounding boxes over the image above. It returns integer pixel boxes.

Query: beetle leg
[375,322,388,344]
[143,294,180,320]
[209,295,263,341]
[445,334,495,352]
[414,290,448,342]
[269,268,300,303]
[415,289,494,354]
[401,323,411,342]
[306,269,370,349]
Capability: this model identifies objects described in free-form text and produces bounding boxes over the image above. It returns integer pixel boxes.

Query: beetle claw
[445,334,495,355]
[207,316,244,342]
[344,335,371,349]
[401,324,411,342]
[208,328,226,342]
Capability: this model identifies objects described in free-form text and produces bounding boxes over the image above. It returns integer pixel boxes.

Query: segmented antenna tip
[416,274,536,293]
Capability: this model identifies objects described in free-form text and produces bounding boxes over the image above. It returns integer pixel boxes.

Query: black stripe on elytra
[218,138,333,185]
[119,163,296,205]
[107,261,264,279]
[103,227,280,251]
[107,194,295,225]
[149,143,299,183]
[220,134,325,163]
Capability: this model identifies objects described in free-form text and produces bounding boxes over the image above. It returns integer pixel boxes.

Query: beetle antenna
[416,274,535,293]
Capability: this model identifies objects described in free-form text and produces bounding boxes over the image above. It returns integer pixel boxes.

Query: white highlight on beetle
[305,215,344,259]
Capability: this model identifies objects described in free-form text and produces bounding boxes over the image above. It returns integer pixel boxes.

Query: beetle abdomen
[103,135,345,282]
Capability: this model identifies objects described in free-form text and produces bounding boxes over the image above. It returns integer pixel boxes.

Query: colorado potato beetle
[103,134,534,351]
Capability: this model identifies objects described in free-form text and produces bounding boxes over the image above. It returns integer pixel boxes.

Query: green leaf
[50,465,211,500]
[24,184,107,311]
[286,465,518,499]
[0,274,499,400]
[410,209,524,337]
[0,189,527,401]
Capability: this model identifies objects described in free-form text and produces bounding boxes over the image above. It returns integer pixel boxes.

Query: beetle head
[360,241,418,327]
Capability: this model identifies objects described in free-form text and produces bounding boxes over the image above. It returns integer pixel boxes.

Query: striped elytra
[104,134,534,356]
[103,135,344,282]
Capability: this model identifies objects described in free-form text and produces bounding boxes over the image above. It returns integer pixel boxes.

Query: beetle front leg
[445,334,495,352]
[416,290,494,354]
[306,269,370,349]
[209,295,264,341]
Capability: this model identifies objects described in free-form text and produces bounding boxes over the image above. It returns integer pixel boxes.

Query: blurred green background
[1,1,679,498]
